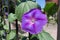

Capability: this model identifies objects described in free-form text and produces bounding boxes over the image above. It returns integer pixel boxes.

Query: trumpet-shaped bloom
[21,8,47,34]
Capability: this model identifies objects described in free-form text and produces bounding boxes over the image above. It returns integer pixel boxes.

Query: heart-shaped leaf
[6,31,16,40]
[8,13,17,23]
[3,25,9,30]
[38,30,54,40]
[15,1,38,21]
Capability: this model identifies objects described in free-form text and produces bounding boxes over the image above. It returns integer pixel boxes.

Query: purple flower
[21,8,47,34]
[5,12,8,16]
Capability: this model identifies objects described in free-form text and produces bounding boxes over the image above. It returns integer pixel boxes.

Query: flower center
[31,19,35,23]
[26,18,35,25]
[29,19,35,25]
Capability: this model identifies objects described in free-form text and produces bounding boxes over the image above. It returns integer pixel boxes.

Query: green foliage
[38,30,54,40]
[0,16,1,22]
[22,36,27,40]
[30,34,39,40]
[0,22,3,28]
[0,30,4,36]
[30,30,54,40]
[6,31,16,40]
[17,0,21,2]
[44,2,58,17]
[3,25,9,30]
[8,13,17,23]
[15,1,38,21]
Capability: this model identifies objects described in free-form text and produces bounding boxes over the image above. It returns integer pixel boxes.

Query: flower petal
[21,8,47,34]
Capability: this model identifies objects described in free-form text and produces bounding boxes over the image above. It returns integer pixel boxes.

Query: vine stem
[29,33,32,40]
[16,19,19,40]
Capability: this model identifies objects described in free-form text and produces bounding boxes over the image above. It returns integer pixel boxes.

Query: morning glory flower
[21,8,47,34]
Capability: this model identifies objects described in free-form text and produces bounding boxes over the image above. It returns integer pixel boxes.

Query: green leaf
[17,0,21,2]
[3,25,9,30]
[30,34,39,40]
[0,23,3,27]
[15,1,38,21]
[6,31,16,40]
[0,16,1,22]
[22,36,27,40]
[2,38,5,40]
[0,30,4,36]
[30,34,37,39]
[8,13,17,23]
[38,30,54,40]
[44,2,58,17]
